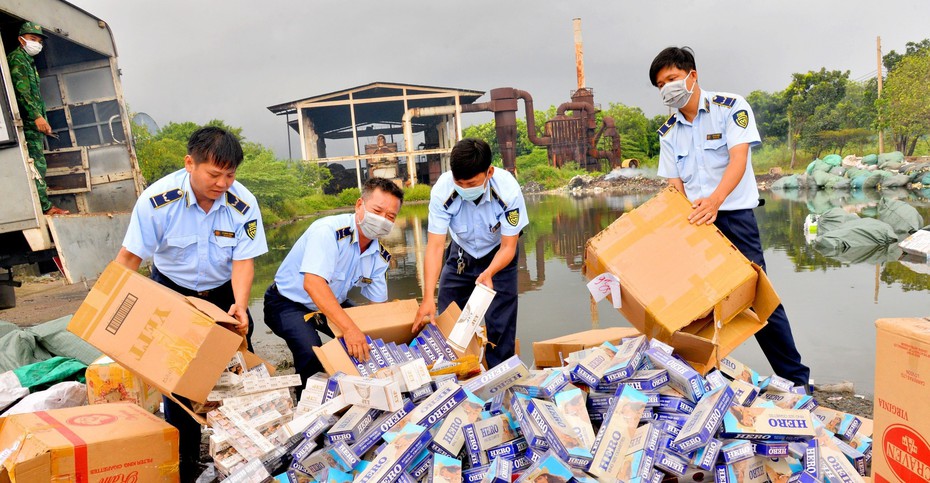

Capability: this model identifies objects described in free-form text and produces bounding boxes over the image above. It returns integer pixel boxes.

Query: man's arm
[228,258,254,335]
[412,232,446,333]
[475,234,518,290]
[114,247,143,271]
[667,178,685,193]
[688,143,749,225]
[303,273,370,361]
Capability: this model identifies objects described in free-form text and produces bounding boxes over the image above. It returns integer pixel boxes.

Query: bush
[336,188,360,206]
[403,184,432,202]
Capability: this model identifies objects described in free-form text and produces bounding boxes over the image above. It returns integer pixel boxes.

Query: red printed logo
[66,413,117,427]
[883,424,930,482]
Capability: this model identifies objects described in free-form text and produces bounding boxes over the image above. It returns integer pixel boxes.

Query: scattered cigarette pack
[428,390,485,457]
[719,356,760,386]
[429,453,462,483]
[352,423,431,483]
[812,406,862,441]
[462,355,529,400]
[670,385,735,453]
[481,456,513,483]
[337,375,403,412]
[721,406,816,441]
[623,369,670,392]
[645,348,705,403]
[526,398,593,468]
[326,405,381,445]
[588,385,649,479]
[511,369,569,399]
[721,440,754,464]
[448,283,496,352]
[553,387,596,448]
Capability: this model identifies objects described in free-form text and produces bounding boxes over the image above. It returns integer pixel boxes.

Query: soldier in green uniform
[8,22,69,215]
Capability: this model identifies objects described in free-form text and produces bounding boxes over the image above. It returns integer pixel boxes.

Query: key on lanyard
[456,247,465,275]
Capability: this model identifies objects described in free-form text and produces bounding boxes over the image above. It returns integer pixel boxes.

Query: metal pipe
[556,102,595,118]
[514,90,551,146]
[573,18,585,90]
[402,105,459,185]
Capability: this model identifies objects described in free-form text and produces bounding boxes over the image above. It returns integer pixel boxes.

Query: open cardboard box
[67,262,271,423]
[583,187,780,373]
[532,327,641,369]
[313,299,484,376]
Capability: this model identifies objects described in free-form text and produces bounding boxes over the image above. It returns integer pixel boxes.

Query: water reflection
[251,189,930,393]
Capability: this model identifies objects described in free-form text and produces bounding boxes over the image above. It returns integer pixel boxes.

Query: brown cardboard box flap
[532,327,641,368]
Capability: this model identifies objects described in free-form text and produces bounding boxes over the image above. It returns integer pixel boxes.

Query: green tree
[600,103,657,162]
[880,53,930,156]
[462,119,534,165]
[883,39,930,72]
[747,90,788,141]
[785,68,849,168]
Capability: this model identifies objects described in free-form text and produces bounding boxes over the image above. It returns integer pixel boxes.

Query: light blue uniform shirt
[657,90,762,211]
[273,213,390,310]
[122,168,268,291]
[427,168,529,258]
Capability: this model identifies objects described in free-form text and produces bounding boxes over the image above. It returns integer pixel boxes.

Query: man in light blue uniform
[115,126,267,481]
[412,139,528,368]
[650,46,809,389]
[264,177,404,393]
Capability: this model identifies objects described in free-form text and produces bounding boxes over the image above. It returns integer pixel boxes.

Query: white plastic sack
[0,370,28,413]
[2,381,87,416]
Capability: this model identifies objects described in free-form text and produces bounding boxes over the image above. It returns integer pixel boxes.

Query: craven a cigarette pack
[670,384,735,452]
[721,406,816,441]
[526,398,593,468]
[463,355,529,400]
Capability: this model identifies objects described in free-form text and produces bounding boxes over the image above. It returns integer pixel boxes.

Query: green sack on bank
[850,175,869,189]
[771,175,799,190]
[880,174,911,189]
[877,151,905,165]
[823,154,842,166]
[11,356,86,392]
[862,154,879,165]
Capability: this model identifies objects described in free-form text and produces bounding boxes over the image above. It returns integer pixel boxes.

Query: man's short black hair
[187,126,244,170]
[450,138,493,180]
[649,46,697,87]
[362,177,404,206]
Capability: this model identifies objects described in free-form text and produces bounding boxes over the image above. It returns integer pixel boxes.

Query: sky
[69,0,930,159]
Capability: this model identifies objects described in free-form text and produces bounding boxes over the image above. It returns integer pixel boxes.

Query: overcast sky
[71,0,930,159]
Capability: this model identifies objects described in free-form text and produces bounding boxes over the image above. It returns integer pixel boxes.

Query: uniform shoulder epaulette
[226,191,250,215]
[335,226,352,241]
[489,187,507,210]
[149,188,183,209]
[379,244,391,263]
[442,190,459,210]
[711,95,737,108]
[657,114,677,137]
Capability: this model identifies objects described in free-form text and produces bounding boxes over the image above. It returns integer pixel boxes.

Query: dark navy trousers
[714,209,810,388]
[437,240,519,369]
[263,283,351,399]
[150,266,255,481]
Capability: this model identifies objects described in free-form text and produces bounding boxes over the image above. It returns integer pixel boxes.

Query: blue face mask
[454,171,490,201]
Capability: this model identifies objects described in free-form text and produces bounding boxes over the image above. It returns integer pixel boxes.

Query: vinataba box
[873,317,930,483]
[583,187,781,374]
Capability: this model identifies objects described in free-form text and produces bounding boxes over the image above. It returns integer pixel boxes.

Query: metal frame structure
[267,82,483,189]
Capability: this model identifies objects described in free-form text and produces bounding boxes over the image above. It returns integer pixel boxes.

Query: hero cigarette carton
[627,428,663,482]
[428,390,485,457]
[622,369,670,392]
[693,437,723,470]
[603,335,649,384]
[409,382,434,403]
[511,369,569,399]
[371,339,397,366]
[277,395,348,444]
[754,391,817,412]
[812,406,861,441]
[714,456,768,483]
[423,323,458,362]
[481,457,513,483]
[509,392,549,450]
[429,453,462,483]
[760,374,794,393]
[833,436,867,476]
[571,345,616,389]
[761,457,795,483]
[821,445,866,483]
[486,437,528,461]
[721,440,755,464]
[654,412,690,428]
[657,392,696,415]
[526,398,594,469]
[653,419,683,438]
[349,398,416,456]
[588,385,649,478]
[728,379,760,407]
[326,405,382,445]
[655,450,689,477]
[354,423,432,483]
[463,465,490,483]
[721,406,816,441]
[646,348,705,402]
[670,385,735,452]
[395,381,466,431]
[463,355,530,400]
[752,440,790,457]
[514,450,575,483]
[719,356,760,386]
[463,414,519,466]
[799,438,820,483]
[337,375,403,412]
[704,369,729,390]
[554,386,597,449]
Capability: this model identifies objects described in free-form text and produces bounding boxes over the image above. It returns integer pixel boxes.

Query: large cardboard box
[583,187,780,373]
[533,327,641,368]
[313,300,483,376]
[86,355,162,413]
[0,403,178,482]
[873,317,930,483]
[68,262,243,404]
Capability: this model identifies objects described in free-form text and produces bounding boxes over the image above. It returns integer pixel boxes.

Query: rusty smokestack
[573,18,585,90]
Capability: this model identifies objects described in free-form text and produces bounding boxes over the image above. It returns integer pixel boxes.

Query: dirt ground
[0,273,89,327]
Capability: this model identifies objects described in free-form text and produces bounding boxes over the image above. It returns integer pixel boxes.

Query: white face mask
[660,71,695,109]
[357,203,394,239]
[22,39,42,57]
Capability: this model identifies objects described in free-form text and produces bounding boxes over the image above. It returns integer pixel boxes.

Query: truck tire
[0,272,15,309]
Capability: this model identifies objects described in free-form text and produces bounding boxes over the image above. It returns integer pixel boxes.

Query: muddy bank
[527,171,786,195]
